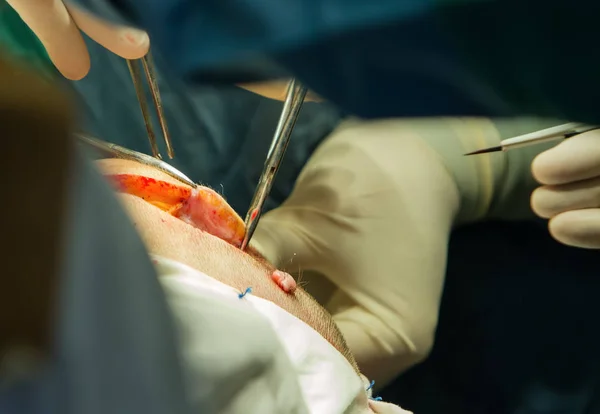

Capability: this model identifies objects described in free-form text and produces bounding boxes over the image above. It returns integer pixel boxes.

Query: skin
[96,158,358,370]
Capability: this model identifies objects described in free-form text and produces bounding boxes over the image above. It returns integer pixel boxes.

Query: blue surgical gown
[72,0,600,124]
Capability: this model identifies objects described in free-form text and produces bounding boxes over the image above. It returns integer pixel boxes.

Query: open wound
[108,174,245,247]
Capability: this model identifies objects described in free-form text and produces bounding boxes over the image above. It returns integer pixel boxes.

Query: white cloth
[154,256,409,413]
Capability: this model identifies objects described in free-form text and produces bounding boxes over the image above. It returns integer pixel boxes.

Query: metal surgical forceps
[77,132,196,187]
[126,52,175,160]
[240,79,308,251]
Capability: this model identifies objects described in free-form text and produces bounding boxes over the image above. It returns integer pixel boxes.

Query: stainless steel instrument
[77,132,195,187]
[126,52,174,160]
[240,79,308,251]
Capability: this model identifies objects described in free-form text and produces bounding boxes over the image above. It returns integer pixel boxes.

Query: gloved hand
[5,0,149,80]
[251,118,460,386]
[531,129,600,249]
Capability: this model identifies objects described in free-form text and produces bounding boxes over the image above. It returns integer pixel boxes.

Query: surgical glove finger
[548,209,600,249]
[67,4,150,60]
[531,129,600,248]
[532,129,600,185]
[6,0,90,80]
[531,176,600,218]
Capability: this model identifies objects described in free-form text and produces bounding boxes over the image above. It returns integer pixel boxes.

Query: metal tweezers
[240,78,308,251]
[126,52,175,160]
[76,132,195,187]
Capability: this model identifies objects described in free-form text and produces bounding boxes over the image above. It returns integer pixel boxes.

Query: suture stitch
[238,287,252,299]
[366,380,375,391]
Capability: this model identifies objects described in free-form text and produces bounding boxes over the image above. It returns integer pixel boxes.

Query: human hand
[6,0,149,80]
[531,129,600,248]
[251,118,459,385]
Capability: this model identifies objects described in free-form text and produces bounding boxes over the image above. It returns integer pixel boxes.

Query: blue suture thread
[367,380,382,401]
[238,287,252,299]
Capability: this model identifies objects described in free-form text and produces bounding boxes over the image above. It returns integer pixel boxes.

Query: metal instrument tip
[127,52,174,160]
[241,79,308,251]
[464,146,503,156]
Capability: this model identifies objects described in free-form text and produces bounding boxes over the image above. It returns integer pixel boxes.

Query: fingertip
[68,4,150,60]
[530,186,551,219]
[531,152,544,184]
[117,29,150,59]
[56,57,91,81]
[45,45,91,80]
[548,210,600,249]
[533,130,600,185]
[531,148,558,185]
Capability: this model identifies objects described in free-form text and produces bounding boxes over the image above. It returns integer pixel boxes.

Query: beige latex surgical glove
[531,129,600,249]
[237,80,322,102]
[6,0,149,80]
[251,118,460,386]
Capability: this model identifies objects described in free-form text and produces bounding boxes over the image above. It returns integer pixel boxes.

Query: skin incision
[96,158,356,370]
[106,173,246,247]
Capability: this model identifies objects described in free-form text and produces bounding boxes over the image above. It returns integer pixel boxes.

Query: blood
[107,173,245,246]
[250,208,259,220]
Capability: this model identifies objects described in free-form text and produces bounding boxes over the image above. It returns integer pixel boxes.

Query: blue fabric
[72,0,600,123]
[0,4,57,79]
[381,220,600,414]
[104,0,433,70]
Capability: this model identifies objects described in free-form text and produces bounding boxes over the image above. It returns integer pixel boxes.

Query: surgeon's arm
[252,116,561,386]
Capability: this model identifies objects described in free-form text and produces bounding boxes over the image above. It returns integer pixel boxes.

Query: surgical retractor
[76,132,195,187]
[126,52,175,160]
[240,79,308,251]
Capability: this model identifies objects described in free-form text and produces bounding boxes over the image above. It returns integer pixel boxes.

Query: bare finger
[66,3,149,60]
[6,0,90,80]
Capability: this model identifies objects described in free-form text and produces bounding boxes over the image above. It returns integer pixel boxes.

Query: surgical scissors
[126,52,175,160]
[240,79,308,251]
[76,132,196,187]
